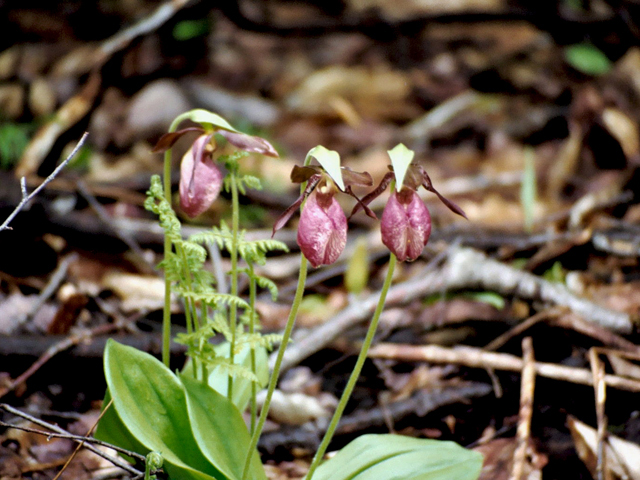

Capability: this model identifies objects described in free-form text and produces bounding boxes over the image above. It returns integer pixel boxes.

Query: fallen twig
[1,132,88,232]
[0,323,117,399]
[368,343,640,392]
[277,246,634,372]
[511,337,536,480]
[0,403,144,477]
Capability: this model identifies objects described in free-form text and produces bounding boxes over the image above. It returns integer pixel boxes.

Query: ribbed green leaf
[313,434,482,480]
[180,375,267,480]
[101,339,227,480]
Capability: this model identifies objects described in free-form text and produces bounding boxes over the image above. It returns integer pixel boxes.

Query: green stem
[242,256,308,480]
[201,302,209,382]
[227,171,240,401]
[160,116,183,368]
[177,244,198,376]
[304,254,397,480]
[248,262,258,434]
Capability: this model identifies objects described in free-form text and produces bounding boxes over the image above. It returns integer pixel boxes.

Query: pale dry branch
[589,349,608,480]
[510,337,536,480]
[1,132,88,232]
[0,403,144,477]
[368,343,640,392]
[277,246,634,372]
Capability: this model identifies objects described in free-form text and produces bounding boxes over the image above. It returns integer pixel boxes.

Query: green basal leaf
[306,145,344,191]
[564,43,612,76]
[180,375,267,480]
[462,291,505,310]
[388,144,415,192]
[94,389,147,462]
[171,109,241,134]
[201,342,268,411]
[313,434,482,480]
[101,339,226,480]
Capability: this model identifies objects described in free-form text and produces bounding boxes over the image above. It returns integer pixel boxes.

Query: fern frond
[177,291,250,310]
[255,275,280,301]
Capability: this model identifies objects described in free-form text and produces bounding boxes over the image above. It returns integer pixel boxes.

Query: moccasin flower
[381,187,432,262]
[273,164,373,268]
[179,134,222,218]
[153,124,278,218]
[353,164,466,262]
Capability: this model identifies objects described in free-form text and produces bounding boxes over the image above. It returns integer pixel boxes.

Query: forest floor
[2,1,640,479]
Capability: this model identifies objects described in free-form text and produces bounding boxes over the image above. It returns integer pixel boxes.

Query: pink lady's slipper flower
[179,134,222,218]
[273,165,373,268]
[353,164,466,262]
[153,126,278,217]
[381,187,432,262]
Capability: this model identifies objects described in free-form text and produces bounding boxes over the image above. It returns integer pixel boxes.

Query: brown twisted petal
[218,130,279,157]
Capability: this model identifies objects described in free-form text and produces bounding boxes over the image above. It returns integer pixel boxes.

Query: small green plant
[95,109,482,480]
[0,121,32,169]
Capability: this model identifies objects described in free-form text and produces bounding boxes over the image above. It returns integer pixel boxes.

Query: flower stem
[241,256,308,480]
[160,116,183,368]
[248,262,258,434]
[304,253,397,480]
[227,171,240,401]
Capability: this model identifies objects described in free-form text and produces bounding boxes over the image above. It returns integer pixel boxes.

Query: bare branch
[0,132,89,232]
[0,403,144,476]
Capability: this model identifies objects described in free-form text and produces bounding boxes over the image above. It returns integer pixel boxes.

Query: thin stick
[0,403,144,476]
[368,343,640,392]
[589,349,608,480]
[0,132,88,232]
[0,323,117,399]
[279,246,633,371]
[510,337,536,480]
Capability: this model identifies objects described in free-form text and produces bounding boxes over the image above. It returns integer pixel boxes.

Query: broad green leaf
[180,375,267,480]
[388,144,415,192]
[312,434,482,480]
[306,146,344,190]
[171,109,241,134]
[565,43,612,76]
[94,389,147,460]
[102,339,226,480]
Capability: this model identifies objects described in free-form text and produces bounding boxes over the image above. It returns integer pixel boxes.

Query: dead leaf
[568,415,640,479]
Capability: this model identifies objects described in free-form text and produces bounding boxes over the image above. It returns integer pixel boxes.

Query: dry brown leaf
[102,271,167,312]
[607,354,640,381]
[286,65,414,120]
[16,72,101,177]
[474,437,546,480]
[568,415,640,479]
[601,107,639,159]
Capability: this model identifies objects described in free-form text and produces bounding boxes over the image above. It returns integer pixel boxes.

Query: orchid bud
[179,135,222,218]
[381,187,432,262]
[297,186,347,268]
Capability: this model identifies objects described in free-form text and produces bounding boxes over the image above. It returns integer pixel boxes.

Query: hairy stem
[304,254,397,480]
[227,171,240,401]
[248,262,258,434]
[160,116,183,367]
[242,256,308,480]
